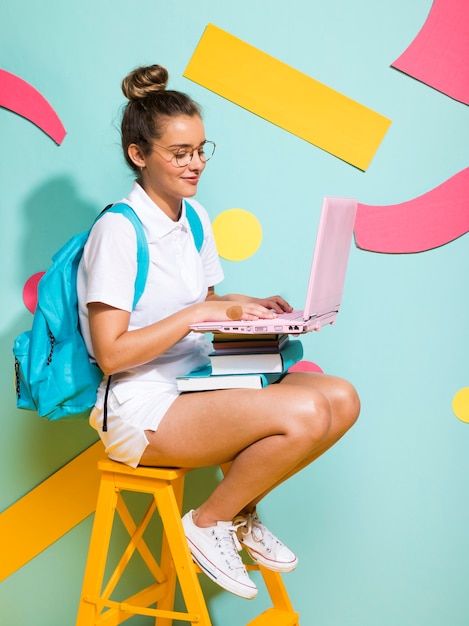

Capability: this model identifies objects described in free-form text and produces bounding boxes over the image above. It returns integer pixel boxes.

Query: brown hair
[120,64,202,175]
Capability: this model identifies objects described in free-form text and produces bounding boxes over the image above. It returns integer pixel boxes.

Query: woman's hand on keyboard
[249,295,293,314]
[204,289,293,317]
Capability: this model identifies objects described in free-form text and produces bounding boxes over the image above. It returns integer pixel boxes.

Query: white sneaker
[233,512,298,573]
[182,510,258,599]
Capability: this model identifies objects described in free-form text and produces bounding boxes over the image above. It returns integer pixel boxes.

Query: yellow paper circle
[452,387,469,423]
[212,208,262,261]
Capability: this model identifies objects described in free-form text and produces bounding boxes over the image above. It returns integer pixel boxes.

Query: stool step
[247,608,300,626]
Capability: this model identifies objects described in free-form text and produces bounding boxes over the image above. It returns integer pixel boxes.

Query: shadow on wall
[20,176,99,281]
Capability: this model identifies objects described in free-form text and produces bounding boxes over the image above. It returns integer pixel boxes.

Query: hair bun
[121,64,169,101]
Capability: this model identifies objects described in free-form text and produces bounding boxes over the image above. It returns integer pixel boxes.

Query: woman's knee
[281,371,360,429]
[286,389,332,448]
[332,377,361,431]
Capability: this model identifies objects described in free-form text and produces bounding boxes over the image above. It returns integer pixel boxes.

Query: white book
[209,339,303,375]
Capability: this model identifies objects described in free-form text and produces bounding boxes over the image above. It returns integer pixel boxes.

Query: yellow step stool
[76,459,300,626]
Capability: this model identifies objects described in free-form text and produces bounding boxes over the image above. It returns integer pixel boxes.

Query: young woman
[77,64,360,600]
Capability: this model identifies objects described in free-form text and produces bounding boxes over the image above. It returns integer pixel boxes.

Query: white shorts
[90,381,180,468]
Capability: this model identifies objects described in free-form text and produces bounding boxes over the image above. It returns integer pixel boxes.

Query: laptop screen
[303,197,357,319]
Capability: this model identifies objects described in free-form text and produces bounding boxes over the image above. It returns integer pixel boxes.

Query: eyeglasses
[152,140,216,167]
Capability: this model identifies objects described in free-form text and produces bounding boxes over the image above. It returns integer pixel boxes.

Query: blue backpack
[13,200,204,426]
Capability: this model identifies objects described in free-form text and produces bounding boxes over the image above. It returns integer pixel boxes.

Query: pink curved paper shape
[392,0,469,105]
[0,69,66,144]
[355,168,469,253]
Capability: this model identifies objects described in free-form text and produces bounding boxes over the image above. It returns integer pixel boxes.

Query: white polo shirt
[77,181,224,406]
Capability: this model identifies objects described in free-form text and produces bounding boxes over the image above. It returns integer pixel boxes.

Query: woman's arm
[88,297,279,375]
[88,302,196,375]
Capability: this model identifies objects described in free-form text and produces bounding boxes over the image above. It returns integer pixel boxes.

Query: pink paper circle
[23,272,45,313]
[289,360,324,373]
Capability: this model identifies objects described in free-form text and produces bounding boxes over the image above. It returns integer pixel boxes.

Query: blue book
[176,365,287,392]
[208,339,303,375]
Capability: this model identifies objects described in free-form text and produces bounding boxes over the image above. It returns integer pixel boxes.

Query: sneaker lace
[215,524,245,572]
[235,513,279,554]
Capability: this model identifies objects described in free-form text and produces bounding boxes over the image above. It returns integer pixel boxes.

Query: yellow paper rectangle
[184,24,391,170]
[0,441,103,581]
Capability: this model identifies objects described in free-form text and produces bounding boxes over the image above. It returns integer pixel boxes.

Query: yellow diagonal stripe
[184,24,392,171]
[0,440,104,582]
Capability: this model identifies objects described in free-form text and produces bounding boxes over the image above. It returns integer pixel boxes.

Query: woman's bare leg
[141,372,359,526]
[239,372,360,511]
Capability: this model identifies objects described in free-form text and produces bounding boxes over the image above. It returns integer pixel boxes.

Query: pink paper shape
[354,168,469,253]
[289,360,324,374]
[0,69,66,144]
[23,272,45,313]
[392,0,469,105]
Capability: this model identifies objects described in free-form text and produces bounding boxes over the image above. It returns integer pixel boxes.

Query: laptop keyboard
[277,309,304,321]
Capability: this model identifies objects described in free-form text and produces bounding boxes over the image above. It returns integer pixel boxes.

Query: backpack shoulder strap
[93,200,203,306]
[95,203,149,309]
[184,199,204,252]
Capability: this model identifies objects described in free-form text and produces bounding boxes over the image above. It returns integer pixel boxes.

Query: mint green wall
[1,1,469,625]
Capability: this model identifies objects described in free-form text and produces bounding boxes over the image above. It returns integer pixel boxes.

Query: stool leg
[75,472,118,626]
[154,473,184,626]
[258,566,296,612]
[156,477,212,626]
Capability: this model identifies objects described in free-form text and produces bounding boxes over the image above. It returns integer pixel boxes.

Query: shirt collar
[123,181,191,243]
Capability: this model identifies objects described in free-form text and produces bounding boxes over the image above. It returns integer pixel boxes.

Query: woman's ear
[127,143,146,169]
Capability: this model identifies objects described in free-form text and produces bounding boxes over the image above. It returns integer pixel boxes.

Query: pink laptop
[190,197,357,335]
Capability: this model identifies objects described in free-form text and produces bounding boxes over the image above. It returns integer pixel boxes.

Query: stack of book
[176,333,303,392]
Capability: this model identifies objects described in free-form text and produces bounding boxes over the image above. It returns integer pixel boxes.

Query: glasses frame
[152,140,216,168]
